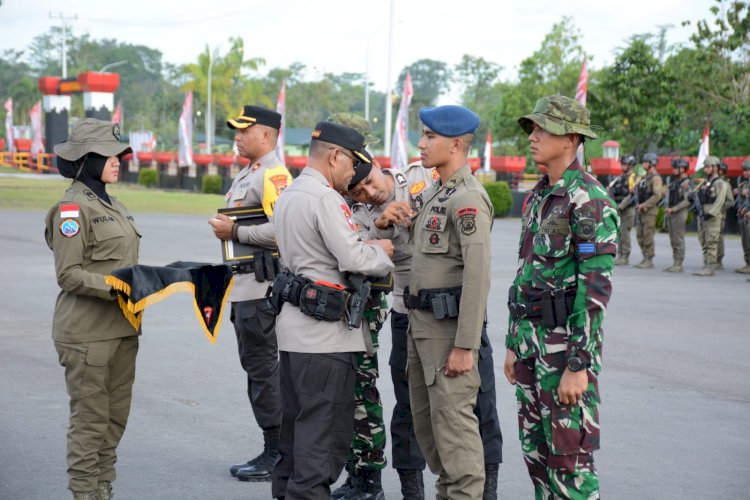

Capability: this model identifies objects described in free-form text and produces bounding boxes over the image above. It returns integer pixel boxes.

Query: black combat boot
[236,426,281,482]
[483,463,499,500]
[346,468,384,500]
[331,462,357,499]
[397,469,425,500]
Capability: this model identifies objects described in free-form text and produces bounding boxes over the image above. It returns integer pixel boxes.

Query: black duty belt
[403,285,462,320]
[507,287,577,328]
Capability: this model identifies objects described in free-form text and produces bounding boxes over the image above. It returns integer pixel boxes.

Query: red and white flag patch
[60,203,80,218]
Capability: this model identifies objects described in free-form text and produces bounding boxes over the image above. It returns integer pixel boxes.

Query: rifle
[687,180,705,232]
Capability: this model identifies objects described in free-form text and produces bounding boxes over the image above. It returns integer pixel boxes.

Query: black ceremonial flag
[105,261,234,343]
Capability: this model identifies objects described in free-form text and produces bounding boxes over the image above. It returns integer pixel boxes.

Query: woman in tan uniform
[44,118,141,500]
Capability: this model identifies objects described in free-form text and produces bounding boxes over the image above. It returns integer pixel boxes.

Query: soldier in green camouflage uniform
[505,96,619,500]
[694,156,730,276]
[734,160,750,274]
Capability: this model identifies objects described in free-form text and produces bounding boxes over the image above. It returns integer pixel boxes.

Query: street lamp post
[206,48,216,154]
[384,0,396,157]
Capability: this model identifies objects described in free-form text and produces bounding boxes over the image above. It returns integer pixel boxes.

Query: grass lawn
[0,174,225,215]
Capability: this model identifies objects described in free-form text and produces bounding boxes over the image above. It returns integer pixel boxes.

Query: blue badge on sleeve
[578,242,595,254]
[60,219,80,238]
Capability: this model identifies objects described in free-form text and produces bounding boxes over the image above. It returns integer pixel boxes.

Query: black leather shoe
[236,449,280,482]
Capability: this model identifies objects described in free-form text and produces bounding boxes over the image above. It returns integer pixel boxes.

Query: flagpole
[383,0,395,156]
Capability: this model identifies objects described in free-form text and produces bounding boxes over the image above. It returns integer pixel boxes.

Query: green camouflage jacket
[506,160,620,368]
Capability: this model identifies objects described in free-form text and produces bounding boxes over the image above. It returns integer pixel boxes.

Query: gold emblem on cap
[311,130,322,138]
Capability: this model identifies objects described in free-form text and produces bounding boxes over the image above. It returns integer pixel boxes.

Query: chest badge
[429,233,440,245]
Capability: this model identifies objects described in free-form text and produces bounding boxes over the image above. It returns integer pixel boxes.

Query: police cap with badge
[227,105,282,130]
[311,121,373,189]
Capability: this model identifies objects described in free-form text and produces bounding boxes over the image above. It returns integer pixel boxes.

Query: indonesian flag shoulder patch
[60,203,80,218]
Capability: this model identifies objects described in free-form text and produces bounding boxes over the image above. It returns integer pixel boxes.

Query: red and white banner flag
[178,91,193,166]
[29,100,44,154]
[275,81,286,163]
[390,72,413,171]
[483,130,492,172]
[4,98,14,153]
[575,57,588,166]
[112,102,123,126]
[694,126,710,172]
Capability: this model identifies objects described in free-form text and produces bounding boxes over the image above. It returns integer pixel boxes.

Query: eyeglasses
[329,147,361,168]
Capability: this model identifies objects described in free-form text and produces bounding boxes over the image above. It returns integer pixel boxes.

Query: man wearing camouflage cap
[505,95,619,499]
[632,153,663,269]
[693,156,730,276]
[607,155,639,265]
[733,160,750,274]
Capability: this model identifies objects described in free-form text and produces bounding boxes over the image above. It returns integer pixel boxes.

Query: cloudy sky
[1,0,716,97]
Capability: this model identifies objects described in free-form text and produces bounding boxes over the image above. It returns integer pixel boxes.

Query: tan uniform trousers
[667,209,689,262]
[636,211,657,259]
[741,218,750,266]
[618,207,635,259]
[55,337,139,492]
[407,335,484,500]
[698,215,724,267]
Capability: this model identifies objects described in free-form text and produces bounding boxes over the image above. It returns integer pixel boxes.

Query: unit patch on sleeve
[340,204,356,232]
[60,219,81,237]
[457,207,478,235]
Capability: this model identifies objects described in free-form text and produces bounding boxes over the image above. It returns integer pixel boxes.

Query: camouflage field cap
[328,112,380,146]
[54,118,132,161]
[704,155,721,167]
[518,95,597,139]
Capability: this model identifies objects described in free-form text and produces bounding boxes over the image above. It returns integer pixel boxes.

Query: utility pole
[49,13,77,78]
[383,0,395,157]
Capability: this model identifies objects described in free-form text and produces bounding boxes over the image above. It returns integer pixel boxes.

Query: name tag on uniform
[538,218,571,235]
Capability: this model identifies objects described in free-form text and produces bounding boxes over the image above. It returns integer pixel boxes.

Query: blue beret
[418,105,480,137]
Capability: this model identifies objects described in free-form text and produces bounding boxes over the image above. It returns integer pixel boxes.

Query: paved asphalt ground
[1,209,749,500]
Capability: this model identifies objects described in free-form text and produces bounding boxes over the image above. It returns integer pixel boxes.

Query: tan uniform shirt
[224,150,293,302]
[273,167,395,353]
[638,173,664,215]
[44,181,141,343]
[408,165,493,350]
[350,164,436,314]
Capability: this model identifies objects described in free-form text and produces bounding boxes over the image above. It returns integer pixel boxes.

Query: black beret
[418,105,480,137]
[227,105,282,130]
[311,121,372,165]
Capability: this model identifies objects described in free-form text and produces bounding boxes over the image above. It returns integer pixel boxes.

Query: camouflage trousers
[718,214,728,263]
[514,352,600,500]
[741,218,750,266]
[348,293,391,472]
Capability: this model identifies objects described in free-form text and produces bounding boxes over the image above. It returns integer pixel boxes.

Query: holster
[267,270,311,315]
[299,283,348,322]
[404,285,462,320]
[253,249,279,283]
[507,286,577,328]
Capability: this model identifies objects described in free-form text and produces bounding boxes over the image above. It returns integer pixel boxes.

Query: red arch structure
[38,72,120,162]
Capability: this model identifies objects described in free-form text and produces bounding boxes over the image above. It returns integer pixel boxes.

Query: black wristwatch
[566,356,588,372]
